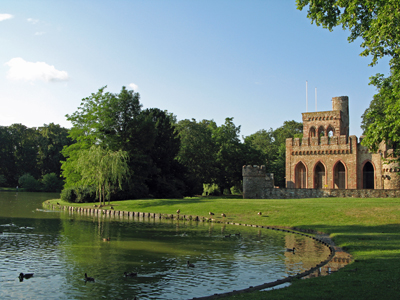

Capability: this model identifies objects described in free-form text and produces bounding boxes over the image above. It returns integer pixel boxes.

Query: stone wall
[244,187,400,199]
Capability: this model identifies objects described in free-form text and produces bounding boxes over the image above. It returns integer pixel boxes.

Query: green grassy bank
[45,196,400,299]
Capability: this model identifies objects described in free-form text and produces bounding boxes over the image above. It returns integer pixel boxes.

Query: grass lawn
[45,196,400,299]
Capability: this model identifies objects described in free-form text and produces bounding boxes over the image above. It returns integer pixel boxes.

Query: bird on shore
[124,271,138,277]
[258,212,262,216]
[221,213,226,218]
[209,212,214,216]
[84,273,95,282]
[286,247,296,253]
[176,209,180,214]
[187,261,195,268]
[19,273,34,281]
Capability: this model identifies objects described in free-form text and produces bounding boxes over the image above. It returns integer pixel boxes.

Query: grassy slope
[46,196,400,299]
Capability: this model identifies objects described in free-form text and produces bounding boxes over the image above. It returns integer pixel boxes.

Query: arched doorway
[363,161,374,189]
[295,162,306,188]
[333,161,346,189]
[314,162,326,189]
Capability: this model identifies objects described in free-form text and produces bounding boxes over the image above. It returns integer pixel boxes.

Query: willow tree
[76,145,129,206]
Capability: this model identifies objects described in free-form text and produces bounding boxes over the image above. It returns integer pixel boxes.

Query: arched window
[327,126,335,137]
[363,161,375,189]
[314,162,326,189]
[295,162,306,188]
[309,127,316,137]
[333,161,346,189]
[318,126,325,144]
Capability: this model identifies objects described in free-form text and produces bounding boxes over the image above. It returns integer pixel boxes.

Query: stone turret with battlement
[242,165,274,199]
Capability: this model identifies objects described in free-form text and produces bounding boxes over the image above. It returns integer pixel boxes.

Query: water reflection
[0,192,333,300]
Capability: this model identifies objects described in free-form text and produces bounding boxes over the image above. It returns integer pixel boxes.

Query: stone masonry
[243,96,400,199]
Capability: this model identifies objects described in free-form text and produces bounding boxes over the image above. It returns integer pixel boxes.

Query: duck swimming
[84,273,95,282]
[124,272,138,277]
[187,261,195,268]
[19,273,34,281]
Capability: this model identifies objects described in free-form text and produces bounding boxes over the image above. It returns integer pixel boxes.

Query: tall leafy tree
[76,145,129,205]
[244,120,303,187]
[297,0,400,159]
[176,119,218,193]
[37,123,72,178]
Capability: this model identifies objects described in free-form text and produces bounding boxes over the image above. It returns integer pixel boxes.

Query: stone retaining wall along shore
[45,203,342,299]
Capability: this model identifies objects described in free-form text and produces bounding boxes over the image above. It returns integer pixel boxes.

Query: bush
[18,173,41,191]
[202,183,221,196]
[60,186,96,203]
[60,187,77,202]
[0,174,6,187]
[41,173,63,192]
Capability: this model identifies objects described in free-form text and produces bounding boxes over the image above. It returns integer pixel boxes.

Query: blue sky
[0,1,390,139]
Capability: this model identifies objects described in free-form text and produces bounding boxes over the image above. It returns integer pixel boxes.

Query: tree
[176,119,218,193]
[76,145,129,205]
[37,123,73,178]
[244,120,303,187]
[297,1,400,159]
[210,117,245,194]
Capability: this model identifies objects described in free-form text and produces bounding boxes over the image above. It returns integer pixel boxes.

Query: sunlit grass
[45,196,400,299]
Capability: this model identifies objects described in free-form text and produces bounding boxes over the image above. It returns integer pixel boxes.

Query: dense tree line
[60,86,301,201]
[0,86,302,199]
[0,123,72,191]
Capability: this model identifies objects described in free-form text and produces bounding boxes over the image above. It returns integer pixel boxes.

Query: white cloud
[5,57,69,82]
[129,83,138,90]
[0,14,13,21]
[27,18,39,24]
[34,31,45,36]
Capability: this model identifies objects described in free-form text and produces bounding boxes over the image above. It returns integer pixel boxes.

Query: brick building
[285,96,400,190]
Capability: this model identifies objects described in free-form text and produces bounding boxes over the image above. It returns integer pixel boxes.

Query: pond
[0,191,333,299]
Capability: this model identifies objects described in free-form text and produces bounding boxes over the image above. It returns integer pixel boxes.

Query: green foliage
[244,120,303,187]
[202,183,221,196]
[0,175,6,187]
[60,186,96,203]
[18,173,40,191]
[75,145,129,205]
[297,1,400,162]
[41,173,63,192]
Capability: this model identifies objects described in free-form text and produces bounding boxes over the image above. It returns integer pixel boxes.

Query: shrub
[61,186,96,203]
[18,173,41,191]
[0,174,6,187]
[202,183,221,196]
[41,173,63,192]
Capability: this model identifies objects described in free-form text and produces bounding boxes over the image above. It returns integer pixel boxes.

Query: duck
[19,273,34,280]
[258,212,262,216]
[110,206,114,210]
[224,234,231,238]
[221,213,226,218]
[176,209,180,214]
[124,271,138,277]
[209,212,214,216]
[235,233,241,236]
[187,261,195,268]
[84,273,95,282]
[286,247,296,253]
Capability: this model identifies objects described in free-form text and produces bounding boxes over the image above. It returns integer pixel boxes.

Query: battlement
[286,135,357,152]
[242,165,266,177]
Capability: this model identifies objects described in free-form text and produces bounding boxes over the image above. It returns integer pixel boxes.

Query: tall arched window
[295,162,306,188]
[309,127,316,137]
[333,161,346,189]
[363,161,375,189]
[314,162,326,189]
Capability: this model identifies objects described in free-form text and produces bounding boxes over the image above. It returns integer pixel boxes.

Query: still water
[0,192,330,299]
